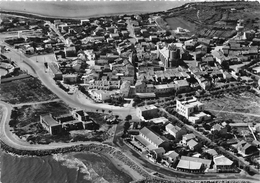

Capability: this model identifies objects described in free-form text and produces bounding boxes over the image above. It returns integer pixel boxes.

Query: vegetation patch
[165,17,196,32]
[0,77,58,104]
[9,101,72,136]
[203,91,260,122]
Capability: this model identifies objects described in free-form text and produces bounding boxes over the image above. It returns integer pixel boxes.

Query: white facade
[165,123,180,138]
[91,90,111,101]
[176,97,204,118]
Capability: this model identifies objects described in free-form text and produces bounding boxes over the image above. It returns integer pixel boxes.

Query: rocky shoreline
[0,141,151,179]
[0,140,255,183]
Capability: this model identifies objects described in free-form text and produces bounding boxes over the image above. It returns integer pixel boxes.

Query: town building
[40,110,98,135]
[182,133,196,144]
[40,114,63,135]
[64,46,77,57]
[90,90,113,101]
[187,139,199,150]
[71,110,89,122]
[150,147,166,159]
[213,155,234,172]
[62,74,78,84]
[157,43,180,68]
[176,97,211,123]
[177,159,203,173]
[165,123,181,138]
[163,150,179,164]
[48,62,63,80]
[137,105,158,121]
[149,117,168,124]
[138,127,165,149]
[180,156,212,171]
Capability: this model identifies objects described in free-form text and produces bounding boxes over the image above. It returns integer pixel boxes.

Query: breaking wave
[52,153,109,183]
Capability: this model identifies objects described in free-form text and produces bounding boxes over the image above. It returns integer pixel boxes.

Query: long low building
[40,114,63,135]
[177,156,212,173]
[40,110,97,135]
[177,159,203,173]
[48,62,62,80]
[138,127,165,149]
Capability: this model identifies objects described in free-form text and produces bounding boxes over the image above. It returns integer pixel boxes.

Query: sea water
[0,1,185,19]
[1,152,132,183]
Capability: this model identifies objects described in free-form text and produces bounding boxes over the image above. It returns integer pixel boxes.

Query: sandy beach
[103,152,145,181]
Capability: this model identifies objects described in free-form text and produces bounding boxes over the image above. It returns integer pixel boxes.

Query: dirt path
[11,99,61,107]
[207,109,260,118]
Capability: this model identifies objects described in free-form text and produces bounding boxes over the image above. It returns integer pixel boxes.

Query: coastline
[0,140,150,181]
[0,1,186,21]
[0,9,154,21]
[102,152,145,181]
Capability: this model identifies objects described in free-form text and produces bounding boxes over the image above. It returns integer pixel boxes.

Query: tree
[125,115,132,121]
[123,121,131,134]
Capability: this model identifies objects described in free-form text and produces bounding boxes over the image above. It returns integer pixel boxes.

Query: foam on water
[52,153,109,183]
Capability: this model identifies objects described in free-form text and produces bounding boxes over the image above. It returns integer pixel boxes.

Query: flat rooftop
[41,114,59,126]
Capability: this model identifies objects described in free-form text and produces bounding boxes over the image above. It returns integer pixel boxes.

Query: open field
[165,17,196,32]
[0,77,58,104]
[165,1,260,38]
[204,92,260,123]
[9,101,114,144]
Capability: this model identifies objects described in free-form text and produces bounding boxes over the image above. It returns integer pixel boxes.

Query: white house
[165,123,181,138]
[90,90,111,101]
[176,97,210,123]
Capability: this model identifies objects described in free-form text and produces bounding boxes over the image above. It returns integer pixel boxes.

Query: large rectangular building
[48,62,62,80]
[176,97,210,123]
[157,44,180,69]
[176,97,204,118]
[40,114,63,135]
[139,127,165,148]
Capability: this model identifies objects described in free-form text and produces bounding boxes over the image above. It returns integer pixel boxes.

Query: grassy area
[0,77,58,104]
[203,91,260,123]
[9,101,114,144]
[165,17,196,32]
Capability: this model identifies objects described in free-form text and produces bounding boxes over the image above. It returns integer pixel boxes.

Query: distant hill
[164,0,260,38]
